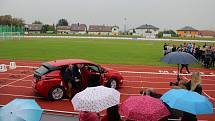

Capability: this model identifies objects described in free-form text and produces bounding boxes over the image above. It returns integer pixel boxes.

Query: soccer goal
[0,25,24,40]
[0,32,22,40]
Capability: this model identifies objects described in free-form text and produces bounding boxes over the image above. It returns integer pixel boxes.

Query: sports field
[0,38,214,120]
[0,38,205,66]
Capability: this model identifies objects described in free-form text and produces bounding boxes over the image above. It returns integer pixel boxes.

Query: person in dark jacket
[101,105,122,121]
[63,64,81,99]
[180,64,190,74]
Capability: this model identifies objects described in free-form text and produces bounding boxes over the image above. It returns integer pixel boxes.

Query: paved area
[41,113,78,121]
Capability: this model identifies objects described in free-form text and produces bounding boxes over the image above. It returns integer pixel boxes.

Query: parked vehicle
[32,59,123,100]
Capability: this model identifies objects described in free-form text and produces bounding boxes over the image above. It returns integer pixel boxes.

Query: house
[197,30,215,38]
[25,24,43,34]
[70,23,87,34]
[88,25,119,35]
[176,26,198,38]
[135,24,159,38]
[56,26,70,34]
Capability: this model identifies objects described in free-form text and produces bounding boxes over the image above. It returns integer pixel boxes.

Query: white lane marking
[0,93,43,99]
[123,80,169,83]
[0,74,32,89]
[123,80,215,86]
[0,85,32,89]
[121,85,171,90]
[120,70,215,77]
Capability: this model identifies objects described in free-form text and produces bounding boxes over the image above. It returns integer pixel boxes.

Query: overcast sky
[1,0,215,31]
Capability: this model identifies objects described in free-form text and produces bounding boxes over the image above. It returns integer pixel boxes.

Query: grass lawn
[0,38,207,67]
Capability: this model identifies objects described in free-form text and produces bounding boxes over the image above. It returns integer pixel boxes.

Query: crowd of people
[75,71,203,121]
[163,42,215,69]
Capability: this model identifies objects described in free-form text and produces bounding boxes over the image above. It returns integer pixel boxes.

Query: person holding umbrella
[160,51,198,84]
[180,72,203,121]
[180,64,190,74]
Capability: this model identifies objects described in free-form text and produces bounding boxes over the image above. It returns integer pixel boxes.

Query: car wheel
[48,86,65,100]
[107,79,118,89]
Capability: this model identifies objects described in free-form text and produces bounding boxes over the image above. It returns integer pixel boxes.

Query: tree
[41,24,55,33]
[32,20,42,24]
[57,18,68,26]
[0,15,24,26]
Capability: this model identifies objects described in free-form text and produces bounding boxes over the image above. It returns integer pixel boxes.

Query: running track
[0,60,214,120]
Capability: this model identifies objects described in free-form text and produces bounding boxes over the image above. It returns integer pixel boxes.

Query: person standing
[180,64,190,74]
[63,64,81,99]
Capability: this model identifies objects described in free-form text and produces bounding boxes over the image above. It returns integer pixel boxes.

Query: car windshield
[35,66,49,75]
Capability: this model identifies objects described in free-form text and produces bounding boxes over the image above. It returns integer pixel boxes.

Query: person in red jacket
[79,111,100,121]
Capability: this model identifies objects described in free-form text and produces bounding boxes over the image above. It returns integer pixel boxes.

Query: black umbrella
[160,51,198,81]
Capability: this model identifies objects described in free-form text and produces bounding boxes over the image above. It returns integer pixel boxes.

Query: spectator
[171,44,177,52]
[180,64,190,74]
[101,105,122,121]
[79,111,100,121]
[181,72,202,121]
[184,72,202,94]
[163,43,168,55]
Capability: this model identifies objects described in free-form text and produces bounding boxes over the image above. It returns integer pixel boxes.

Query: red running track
[0,60,214,120]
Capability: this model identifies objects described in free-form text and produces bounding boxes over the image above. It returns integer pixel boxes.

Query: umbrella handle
[177,64,180,82]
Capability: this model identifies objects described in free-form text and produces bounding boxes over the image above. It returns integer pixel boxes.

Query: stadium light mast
[124,17,127,34]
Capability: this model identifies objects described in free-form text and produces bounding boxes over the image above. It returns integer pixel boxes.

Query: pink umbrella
[120,95,170,121]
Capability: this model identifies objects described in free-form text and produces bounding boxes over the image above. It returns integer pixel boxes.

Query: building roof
[71,23,87,31]
[136,24,159,30]
[198,30,215,37]
[56,26,70,30]
[88,25,116,32]
[177,26,198,31]
[28,24,43,31]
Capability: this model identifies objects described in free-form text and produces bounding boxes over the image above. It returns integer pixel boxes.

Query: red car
[32,59,123,100]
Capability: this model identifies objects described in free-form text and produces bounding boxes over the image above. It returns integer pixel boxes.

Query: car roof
[46,59,96,67]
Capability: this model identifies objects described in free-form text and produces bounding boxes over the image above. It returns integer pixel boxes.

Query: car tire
[107,79,118,89]
[48,86,65,101]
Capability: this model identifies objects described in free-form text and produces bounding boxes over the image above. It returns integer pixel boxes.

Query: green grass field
[0,38,207,67]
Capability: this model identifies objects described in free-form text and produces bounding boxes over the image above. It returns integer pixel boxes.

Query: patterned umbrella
[120,95,170,121]
[0,98,43,121]
[71,86,120,112]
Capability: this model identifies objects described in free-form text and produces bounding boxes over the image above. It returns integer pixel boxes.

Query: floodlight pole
[124,17,127,34]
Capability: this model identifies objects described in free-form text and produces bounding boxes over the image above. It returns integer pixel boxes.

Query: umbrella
[161,89,213,115]
[120,95,170,121]
[0,98,43,121]
[71,86,120,112]
[160,51,198,81]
